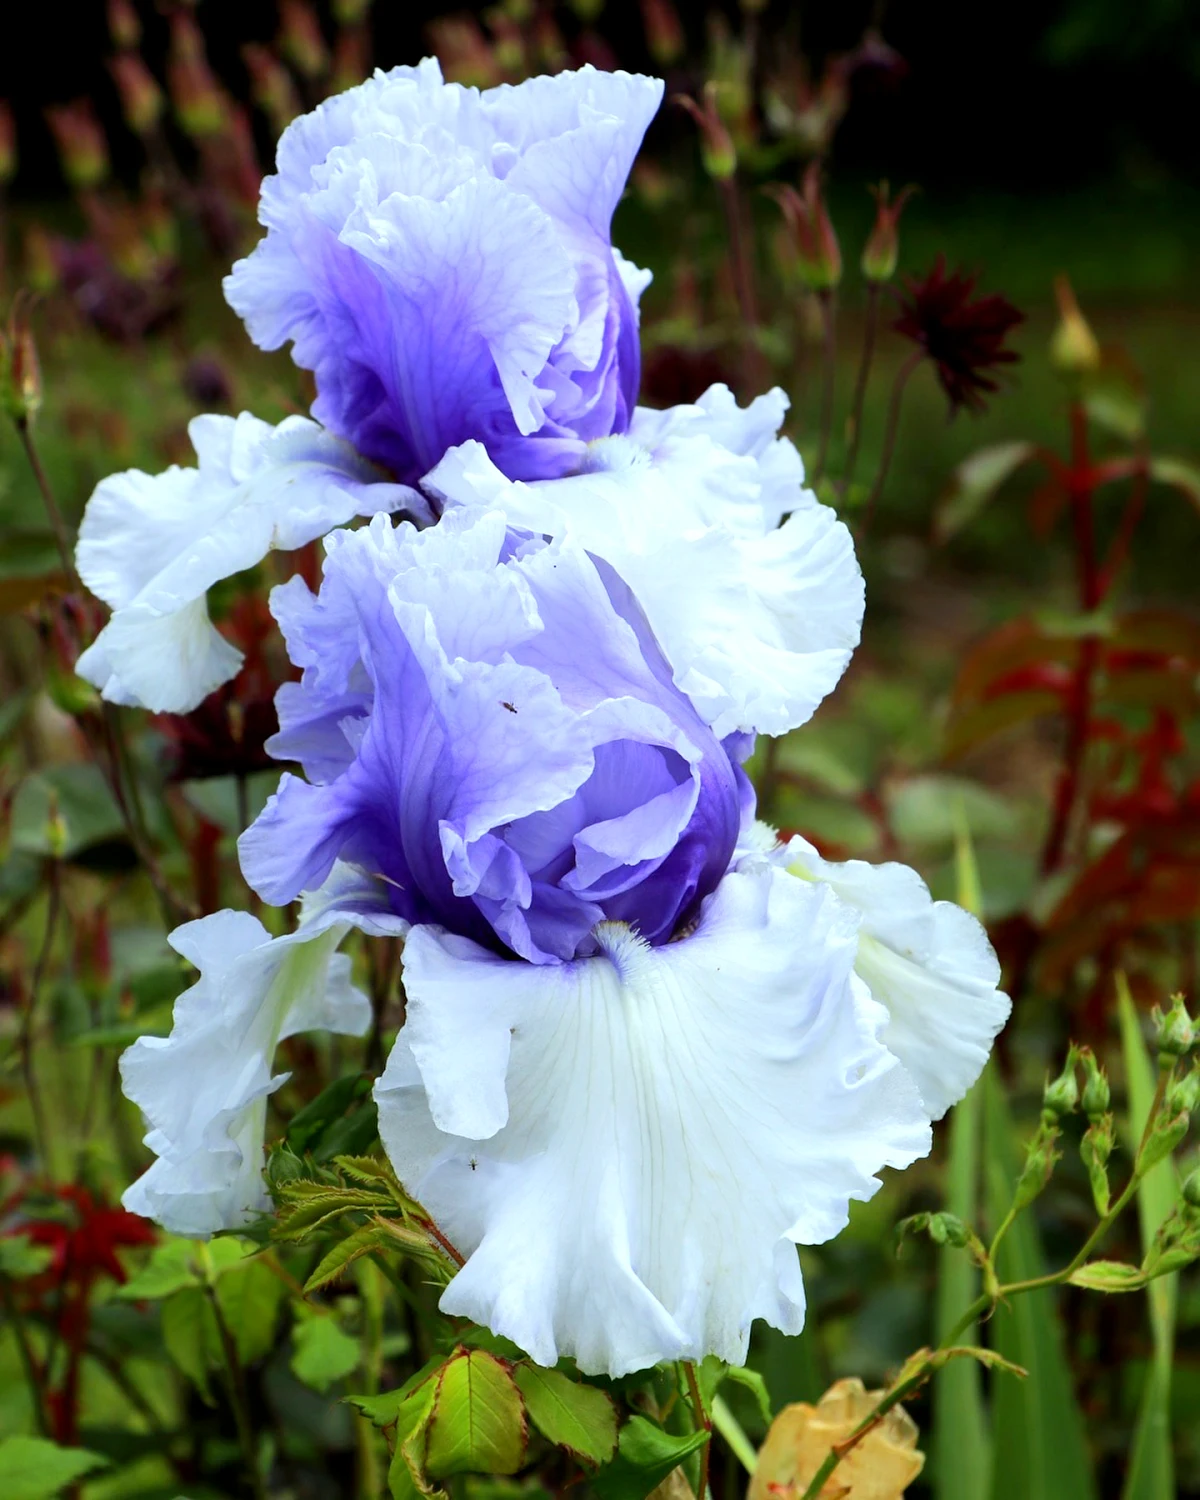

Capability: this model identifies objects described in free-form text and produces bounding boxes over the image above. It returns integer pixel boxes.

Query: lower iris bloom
[121,503,1009,1377]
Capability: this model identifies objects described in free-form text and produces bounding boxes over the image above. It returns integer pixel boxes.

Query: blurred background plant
[1,1,1200,1497]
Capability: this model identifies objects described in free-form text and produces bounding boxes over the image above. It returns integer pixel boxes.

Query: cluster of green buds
[861,182,915,284]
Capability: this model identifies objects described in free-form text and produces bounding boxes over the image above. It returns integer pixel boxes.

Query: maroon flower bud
[45,101,110,191]
[768,160,842,292]
[640,0,684,66]
[331,27,371,94]
[107,0,140,50]
[676,83,737,182]
[168,13,227,141]
[0,100,15,186]
[332,0,371,22]
[278,0,329,82]
[1,291,43,426]
[861,181,915,284]
[107,52,165,137]
[242,43,301,137]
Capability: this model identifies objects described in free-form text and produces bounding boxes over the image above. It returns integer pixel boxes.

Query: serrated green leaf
[305,1224,390,1293]
[388,1380,441,1499]
[591,1417,710,1500]
[983,1069,1097,1500]
[291,1313,361,1392]
[160,1286,221,1403]
[347,1357,444,1429]
[0,1436,109,1499]
[117,1238,202,1301]
[1118,976,1178,1500]
[424,1349,527,1478]
[513,1363,617,1466]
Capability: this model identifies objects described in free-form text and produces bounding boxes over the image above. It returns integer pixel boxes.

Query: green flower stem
[839,281,881,498]
[682,1359,712,1499]
[201,1254,267,1500]
[858,349,922,539]
[1,1276,48,1435]
[812,288,837,486]
[15,415,79,590]
[808,1059,1179,1499]
[711,1393,757,1474]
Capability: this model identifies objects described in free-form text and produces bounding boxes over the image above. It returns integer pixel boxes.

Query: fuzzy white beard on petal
[375,859,931,1377]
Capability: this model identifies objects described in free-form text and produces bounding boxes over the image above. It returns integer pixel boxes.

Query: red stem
[1040,401,1103,876]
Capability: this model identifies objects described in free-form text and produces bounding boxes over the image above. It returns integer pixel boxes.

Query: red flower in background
[893,255,1024,414]
[2,1176,155,1444]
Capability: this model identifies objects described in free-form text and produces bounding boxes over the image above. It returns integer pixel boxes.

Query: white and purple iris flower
[95,60,1011,1380]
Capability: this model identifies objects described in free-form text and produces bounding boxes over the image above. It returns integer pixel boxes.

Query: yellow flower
[748,1378,924,1500]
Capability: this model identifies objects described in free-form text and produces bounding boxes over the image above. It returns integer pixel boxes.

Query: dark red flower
[893,256,1023,415]
[3,1182,155,1293]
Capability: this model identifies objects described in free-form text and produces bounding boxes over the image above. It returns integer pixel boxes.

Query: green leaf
[10,764,126,860]
[513,1363,617,1465]
[305,1224,390,1293]
[935,440,1038,541]
[388,1381,441,1499]
[216,1255,284,1365]
[291,1312,361,1392]
[1148,456,1200,513]
[424,1349,527,1478]
[0,1436,109,1499]
[1117,976,1178,1500]
[719,1363,773,1428]
[983,1068,1098,1500]
[161,1286,221,1403]
[286,1073,371,1154]
[117,1237,202,1301]
[591,1417,710,1500]
[347,1357,444,1429]
[1067,1260,1148,1293]
[932,1078,991,1500]
[0,1237,55,1279]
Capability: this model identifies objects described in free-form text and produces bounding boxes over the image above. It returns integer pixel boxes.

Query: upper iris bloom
[225,60,662,484]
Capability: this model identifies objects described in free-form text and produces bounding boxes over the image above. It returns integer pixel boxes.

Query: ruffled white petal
[120,880,404,1237]
[423,385,863,739]
[780,835,1011,1119]
[75,412,418,714]
[375,857,930,1376]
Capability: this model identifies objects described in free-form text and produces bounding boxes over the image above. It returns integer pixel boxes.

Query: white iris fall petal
[119,889,400,1237]
[423,383,863,740]
[75,411,419,714]
[780,833,1012,1119]
[375,855,931,1377]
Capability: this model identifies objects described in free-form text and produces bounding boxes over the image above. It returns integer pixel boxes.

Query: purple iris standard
[225,60,663,486]
[238,507,747,965]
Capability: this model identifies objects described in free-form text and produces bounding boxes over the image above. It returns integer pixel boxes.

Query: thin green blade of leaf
[983,1068,1097,1500]
[932,815,992,1499]
[1117,975,1177,1500]
[513,1363,617,1466]
[932,1076,991,1500]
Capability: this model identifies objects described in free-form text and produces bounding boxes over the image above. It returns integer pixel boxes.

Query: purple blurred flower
[239,507,746,963]
[225,59,663,485]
